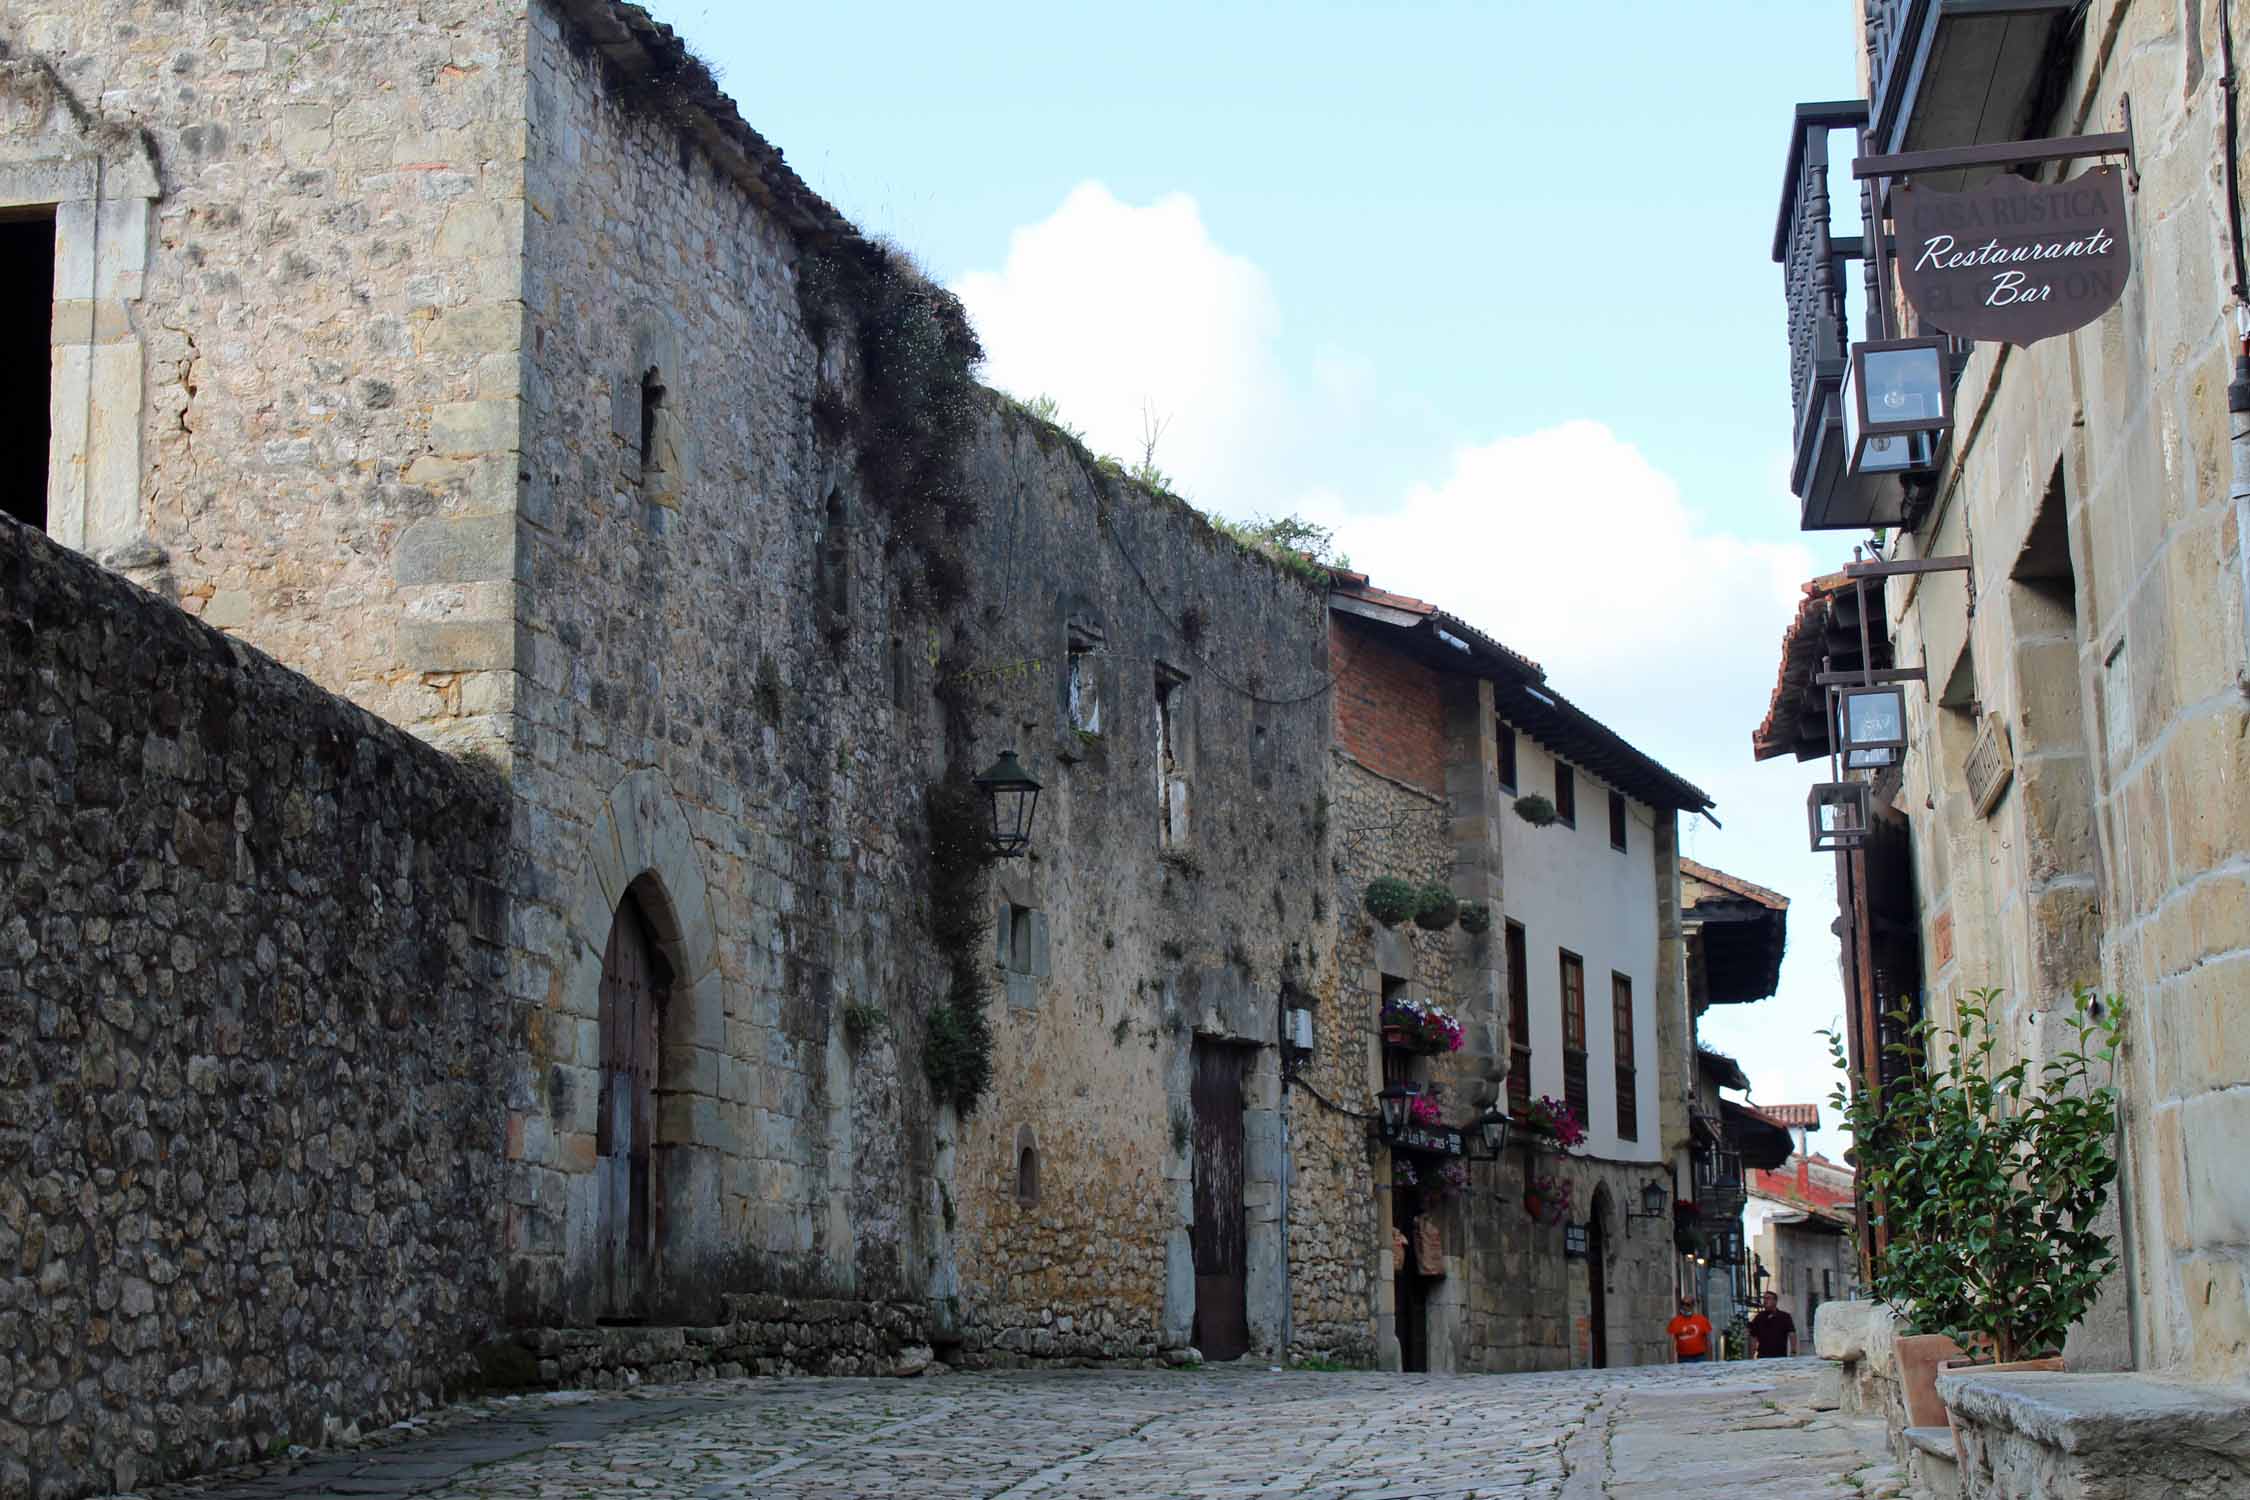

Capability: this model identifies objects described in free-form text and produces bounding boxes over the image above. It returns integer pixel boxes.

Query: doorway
[1190,1039,1251,1361]
[597,890,672,1322]
[0,212,55,533]
[1586,1188,1610,1368]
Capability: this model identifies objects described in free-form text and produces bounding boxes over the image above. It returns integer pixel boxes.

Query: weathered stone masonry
[0,523,511,1499]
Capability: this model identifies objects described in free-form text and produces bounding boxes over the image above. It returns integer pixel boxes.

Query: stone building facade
[1762,0,2250,1487]
[1324,575,1711,1372]
[1,3,1355,1495]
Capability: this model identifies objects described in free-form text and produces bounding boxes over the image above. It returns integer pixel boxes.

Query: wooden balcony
[1865,0,2081,187]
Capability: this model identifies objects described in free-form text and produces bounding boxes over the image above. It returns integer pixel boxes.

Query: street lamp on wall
[1467,1105,1512,1160]
[1842,338,1952,476]
[1624,1177,1670,1231]
[1376,1084,1420,1136]
[1808,781,1872,852]
[973,750,1043,859]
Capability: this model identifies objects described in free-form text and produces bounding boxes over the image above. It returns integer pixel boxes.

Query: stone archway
[561,769,729,1323]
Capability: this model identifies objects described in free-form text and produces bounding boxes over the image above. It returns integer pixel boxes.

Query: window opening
[1495,722,1517,792]
[1555,763,1577,827]
[817,490,848,626]
[637,367,664,470]
[1008,904,1033,974]
[1608,791,1627,851]
[1559,950,1587,1123]
[1611,972,1636,1141]
[1505,921,1531,1113]
[1156,669,1189,846]
[1,212,56,533]
[1017,1142,1040,1207]
[1068,626,1103,734]
[1380,974,1414,1089]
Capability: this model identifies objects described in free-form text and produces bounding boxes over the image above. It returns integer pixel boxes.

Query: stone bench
[1903,1424,1962,1500]
[1937,1371,2250,1498]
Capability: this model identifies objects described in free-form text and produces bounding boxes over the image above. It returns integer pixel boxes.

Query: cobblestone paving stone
[118,1358,1897,1500]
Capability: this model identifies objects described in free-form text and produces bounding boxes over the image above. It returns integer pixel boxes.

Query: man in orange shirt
[1666,1296,1713,1364]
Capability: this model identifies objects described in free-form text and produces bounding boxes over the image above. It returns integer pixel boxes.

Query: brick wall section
[0,521,511,1500]
[1330,618,1446,793]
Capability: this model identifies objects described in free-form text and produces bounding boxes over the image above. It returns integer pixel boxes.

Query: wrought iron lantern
[1841,338,1951,476]
[1468,1105,1512,1160]
[1808,780,1872,852]
[973,749,1043,859]
[1624,1175,1670,1229]
[1376,1083,1420,1135]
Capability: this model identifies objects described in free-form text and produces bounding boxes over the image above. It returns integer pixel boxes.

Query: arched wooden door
[597,896,668,1321]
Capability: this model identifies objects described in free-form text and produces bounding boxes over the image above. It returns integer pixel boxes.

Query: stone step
[1901,1425,1961,1500]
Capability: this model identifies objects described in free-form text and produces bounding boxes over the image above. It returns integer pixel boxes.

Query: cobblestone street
[123,1359,1901,1500]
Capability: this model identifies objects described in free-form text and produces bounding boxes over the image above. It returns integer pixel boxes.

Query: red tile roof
[1758,1103,1820,1128]
[1681,858,1790,911]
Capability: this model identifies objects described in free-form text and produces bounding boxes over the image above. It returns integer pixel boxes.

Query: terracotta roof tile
[1681,858,1790,911]
[1757,1103,1820,1128]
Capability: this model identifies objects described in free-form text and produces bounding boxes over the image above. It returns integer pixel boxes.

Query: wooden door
[1190,1041,1250,1361]
[597,900,662,1321]
[1587,1207,1609,1368]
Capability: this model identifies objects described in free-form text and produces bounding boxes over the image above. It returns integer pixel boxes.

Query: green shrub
[1363,877,1418,927]
[1826,987,2123,1363]
[1514,794,1558,827]
[1456,903,1492,936]
[1413,883,1459,931]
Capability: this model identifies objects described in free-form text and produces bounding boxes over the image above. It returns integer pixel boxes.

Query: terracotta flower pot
[1892,1332,1967,1430]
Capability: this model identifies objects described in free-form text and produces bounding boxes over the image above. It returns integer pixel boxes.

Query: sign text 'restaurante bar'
[1893,166,2131,346]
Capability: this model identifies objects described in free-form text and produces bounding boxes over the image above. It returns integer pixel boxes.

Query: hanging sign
[1893,166,2130,345]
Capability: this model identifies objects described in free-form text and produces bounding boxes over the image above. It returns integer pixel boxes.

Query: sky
[646,0,1868,1157]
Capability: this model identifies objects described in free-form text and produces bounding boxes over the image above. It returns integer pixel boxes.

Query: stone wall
[1,0,534,752]
[940,411,1337,1366]
[0,521,511,1500]
[497,0,935,1330]
[1871,0,2250,1379]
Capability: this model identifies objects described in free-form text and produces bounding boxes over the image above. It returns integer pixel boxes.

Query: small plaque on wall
[1563,1222,1589,1259]
[1967,713,2015,818]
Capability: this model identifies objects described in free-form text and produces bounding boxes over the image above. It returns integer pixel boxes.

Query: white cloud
[953,182,1292,507]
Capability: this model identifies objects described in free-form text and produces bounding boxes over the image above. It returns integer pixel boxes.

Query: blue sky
[647,0,1870,1153]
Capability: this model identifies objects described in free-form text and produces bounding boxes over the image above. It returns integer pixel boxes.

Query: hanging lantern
[973,749,1043,859]
[1470,1105,1512,1160]
[1842,338,1952,476]
[1377,1083,1420,1135]
[1808,781,1872,852]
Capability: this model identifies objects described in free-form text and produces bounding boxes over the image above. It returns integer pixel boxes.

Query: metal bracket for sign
[1815,668,1927,686]
[1843,554,1972,579]
[1851,98,2137,192]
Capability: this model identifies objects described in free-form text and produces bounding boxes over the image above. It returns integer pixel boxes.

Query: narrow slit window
[1495,722,1517,792]
[1554,763,1576,827]
[637,367,665,470]
[1608,791,1628,851]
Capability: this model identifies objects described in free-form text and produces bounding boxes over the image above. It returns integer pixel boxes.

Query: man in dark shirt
[1749,1291,1798,1358]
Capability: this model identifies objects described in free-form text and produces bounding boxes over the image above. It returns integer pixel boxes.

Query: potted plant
[1456,903,1491,936]
[1524,1172,1572,1226]
[1825,988,2122,1425]
[1363,876,1419,927]
[1379,995,1466,1054]
[1513,794,1558,827]
[1412,882,1459,931]
[1519,1094,1586,1150]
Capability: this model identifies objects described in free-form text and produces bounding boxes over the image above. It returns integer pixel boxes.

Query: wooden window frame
[1555,762,1576,827]
[1496,722,1517,793]
[1608,790,1628,852]
[1560,949,1587,1122]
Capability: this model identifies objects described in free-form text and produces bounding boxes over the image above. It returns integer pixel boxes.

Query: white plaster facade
[1499,728,1663,1165]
